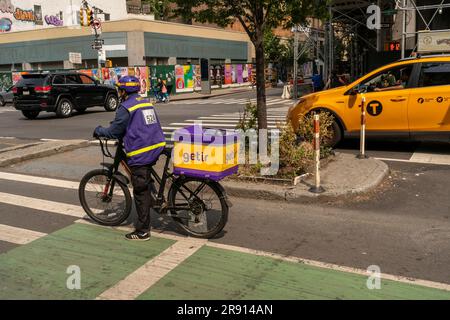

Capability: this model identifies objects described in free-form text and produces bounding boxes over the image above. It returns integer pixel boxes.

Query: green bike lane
[0,222,449,300]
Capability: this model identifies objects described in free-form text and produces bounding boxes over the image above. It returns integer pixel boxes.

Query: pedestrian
[312,72,324,92]
[325,69,346,89]
[93,76,166,241]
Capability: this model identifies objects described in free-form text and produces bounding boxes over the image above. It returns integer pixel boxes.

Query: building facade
[0,0,254,71]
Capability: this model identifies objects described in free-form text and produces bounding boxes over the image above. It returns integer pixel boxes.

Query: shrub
[236,100,258,131]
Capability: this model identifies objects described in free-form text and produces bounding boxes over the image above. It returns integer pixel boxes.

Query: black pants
[130,165,155,233]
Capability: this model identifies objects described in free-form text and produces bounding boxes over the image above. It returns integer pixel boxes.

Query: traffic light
[80,9,84,26]
[87,9,94,26]
[105,60,112,68]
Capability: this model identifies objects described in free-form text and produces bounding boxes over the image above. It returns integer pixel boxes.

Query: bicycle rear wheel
[78,169,132,226]
[168,177,228,238]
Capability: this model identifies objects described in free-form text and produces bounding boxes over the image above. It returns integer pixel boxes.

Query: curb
[222,159,390,203]
[0,140,89,168]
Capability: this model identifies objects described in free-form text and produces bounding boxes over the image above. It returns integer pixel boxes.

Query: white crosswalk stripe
[162,107,288,143]
[0,107,15,114]
[171,97,294,106]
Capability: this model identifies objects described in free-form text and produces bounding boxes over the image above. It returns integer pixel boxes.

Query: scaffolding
[322,0,450,82]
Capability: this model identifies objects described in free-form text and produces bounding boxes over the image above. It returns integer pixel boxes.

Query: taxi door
[407,62,450,135]
[346,63,413,135]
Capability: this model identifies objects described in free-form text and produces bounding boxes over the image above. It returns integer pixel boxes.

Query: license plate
[23,91,29,95]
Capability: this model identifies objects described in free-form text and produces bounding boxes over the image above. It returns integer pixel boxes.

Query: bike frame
[98,138,211,214]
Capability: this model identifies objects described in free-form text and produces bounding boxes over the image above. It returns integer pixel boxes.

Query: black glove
[93,126,101,138]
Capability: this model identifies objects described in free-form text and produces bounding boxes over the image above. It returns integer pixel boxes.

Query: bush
[236,100,258,131]
[235,104,335,179]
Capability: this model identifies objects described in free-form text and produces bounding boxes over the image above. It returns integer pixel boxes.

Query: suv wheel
[56,98,73,118]
[0,96,5,107]
[104,94,118,112]
[22,110,40,120]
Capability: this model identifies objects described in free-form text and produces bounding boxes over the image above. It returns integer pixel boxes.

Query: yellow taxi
[287,55,450,146]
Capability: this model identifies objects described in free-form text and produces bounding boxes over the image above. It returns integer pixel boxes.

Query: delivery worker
[93,76,166,241]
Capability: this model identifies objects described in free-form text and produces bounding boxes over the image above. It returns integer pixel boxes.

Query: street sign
[418,30,450,53]
[92,19,101,30]
[103,44,126,51]
[69,52,82,64]
[98,49,106,63]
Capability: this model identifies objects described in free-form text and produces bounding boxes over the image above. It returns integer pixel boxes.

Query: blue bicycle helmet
[116,75,140,94]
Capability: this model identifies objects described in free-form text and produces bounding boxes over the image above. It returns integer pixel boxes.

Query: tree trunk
[255,41,268,131]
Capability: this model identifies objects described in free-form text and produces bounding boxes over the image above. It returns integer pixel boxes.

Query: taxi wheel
[325,120,342,148]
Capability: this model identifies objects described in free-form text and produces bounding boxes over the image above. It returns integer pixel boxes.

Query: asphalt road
[0,88,449,286]
[0,146,449,285]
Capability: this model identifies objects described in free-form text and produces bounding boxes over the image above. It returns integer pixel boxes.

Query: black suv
[13,72,119,119]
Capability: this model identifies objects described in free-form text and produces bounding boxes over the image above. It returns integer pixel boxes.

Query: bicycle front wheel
[168,177,228,238]
[78,169,132,226]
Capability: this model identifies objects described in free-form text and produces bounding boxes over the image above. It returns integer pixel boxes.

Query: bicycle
[78,138,231,239]
[150,87,170,104]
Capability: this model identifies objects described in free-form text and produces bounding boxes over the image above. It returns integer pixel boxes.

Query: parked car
[287,55,450,147]
[0,86,14,106]
[13,72,119,119]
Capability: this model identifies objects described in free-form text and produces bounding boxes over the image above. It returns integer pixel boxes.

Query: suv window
[418,62,450,87]
[52,75,65,85]
[79,74,95,84]
[65,75,81,85]
[16,75,49,87]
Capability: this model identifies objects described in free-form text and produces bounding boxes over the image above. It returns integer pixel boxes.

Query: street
[0,89,449,298]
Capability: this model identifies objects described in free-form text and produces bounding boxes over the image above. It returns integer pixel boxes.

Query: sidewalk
[170,86,255,101]
[223,152,389,202]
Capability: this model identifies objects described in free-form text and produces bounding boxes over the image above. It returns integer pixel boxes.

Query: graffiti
[0,73,13,92]
[14,8,35,22]
[45,15,63,26]
[0,0,14,14]
[0,17,12,32]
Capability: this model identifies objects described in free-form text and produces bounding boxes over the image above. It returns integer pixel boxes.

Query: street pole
[401,0,406,59]
[293,28,299,101]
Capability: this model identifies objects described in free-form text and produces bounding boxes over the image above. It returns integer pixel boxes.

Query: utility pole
[81,0,104,82]
[401,0,406,59]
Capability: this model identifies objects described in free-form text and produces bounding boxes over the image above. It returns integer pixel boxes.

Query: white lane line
[206,242,450,292]
[97,237,207,300]
[170,123,277,128]
[0,192,86,218]
[0,172,79,190]
[184,119,281,124]
[409,150,450,166]
[375,156,450,166]
[0,224,47,245]
[198,116,286,120]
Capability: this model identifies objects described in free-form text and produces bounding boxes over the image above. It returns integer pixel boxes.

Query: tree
[170,0,326,130]
[142,0,171,20]
[264,29,287,64]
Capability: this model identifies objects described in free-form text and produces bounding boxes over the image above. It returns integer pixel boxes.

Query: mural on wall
[194,65,201,90]
[0,1,58,31]
[0,0,15,15]
[150,65,175,94]
[0,17,12,32]
[224,65,232,85]
[0,73,12,91]
[45,14,62,27]
[134,67,149,96]
[13,8,35,22]
[174,65,196,93]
